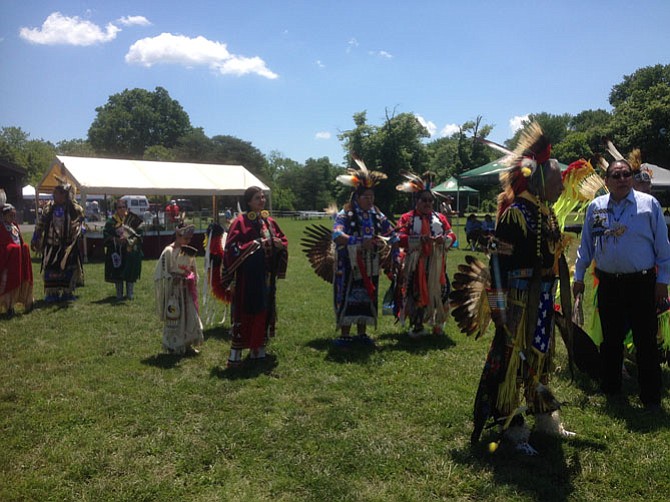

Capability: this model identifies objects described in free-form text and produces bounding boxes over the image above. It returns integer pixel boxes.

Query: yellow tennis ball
[488,441,499,453]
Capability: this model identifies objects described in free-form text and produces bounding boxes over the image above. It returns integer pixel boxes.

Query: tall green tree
[426,117,496,180]
[172,128,213,161]
[208,135,268,179]
[56,138,96,157]
[339,109,430,214]
[0,126,55,184]
[88,87,192,157]
[265,151,302,211]
[609,64,670,165]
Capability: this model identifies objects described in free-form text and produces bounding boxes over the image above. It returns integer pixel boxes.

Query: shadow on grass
[305,337,377,364]
[140,351,201,369]
[451,432,584,501]
[203,324,232,342]
[91,296,127,305]
[557,362,670,433]
[376,331,456,354]
[601,393,670,433]
[31,299,75,312]
[210,354,278,380]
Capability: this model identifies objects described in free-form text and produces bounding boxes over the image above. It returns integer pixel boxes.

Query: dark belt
[595,268,655,280]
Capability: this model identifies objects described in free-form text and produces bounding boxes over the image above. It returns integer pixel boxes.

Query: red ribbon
[356,250,376,300]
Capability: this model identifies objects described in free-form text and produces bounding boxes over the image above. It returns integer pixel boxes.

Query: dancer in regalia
[31,178,84,302]
[222,186,288,367]
[331,157,397,347]
[103,198,143,300]
[0,199,33,316]
[450,124,575,455]
[395,171,456,337]
[154,223,203,355]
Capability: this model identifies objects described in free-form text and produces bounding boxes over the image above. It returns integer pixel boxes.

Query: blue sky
[2,1,670,166]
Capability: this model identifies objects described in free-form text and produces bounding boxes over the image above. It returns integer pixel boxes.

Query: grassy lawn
[2,218,669,501]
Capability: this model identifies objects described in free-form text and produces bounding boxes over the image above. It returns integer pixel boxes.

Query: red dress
[0,221,33,312]
[222,213,288,350]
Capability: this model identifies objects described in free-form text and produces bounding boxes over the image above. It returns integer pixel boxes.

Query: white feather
[353,157,369,173]
[336,174,357,187]
[605,139,624,161]
[475,137,513,156]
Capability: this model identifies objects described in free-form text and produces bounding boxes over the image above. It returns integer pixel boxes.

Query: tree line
[2,64,669,213]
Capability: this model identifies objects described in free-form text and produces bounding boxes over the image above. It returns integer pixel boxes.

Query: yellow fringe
[500,207,527,237]
[496,317,526,415]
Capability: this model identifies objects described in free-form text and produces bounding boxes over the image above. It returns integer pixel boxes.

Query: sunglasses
[608,171,632,180]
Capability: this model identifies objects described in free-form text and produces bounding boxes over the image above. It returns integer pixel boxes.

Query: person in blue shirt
[482,214,495,236]
[573,159,670,411]
[464,214,483,250]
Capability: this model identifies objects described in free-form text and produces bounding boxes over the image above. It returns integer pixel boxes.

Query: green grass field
[2,218,669,501]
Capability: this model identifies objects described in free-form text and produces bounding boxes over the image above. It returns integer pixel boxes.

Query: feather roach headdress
[336,154,388,191]
[395,170,443,201]
[497,122,552,218]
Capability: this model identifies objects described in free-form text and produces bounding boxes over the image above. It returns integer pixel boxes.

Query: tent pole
[81,190,88,263]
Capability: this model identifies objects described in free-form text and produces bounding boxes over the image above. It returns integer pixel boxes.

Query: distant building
[0,159,27,220]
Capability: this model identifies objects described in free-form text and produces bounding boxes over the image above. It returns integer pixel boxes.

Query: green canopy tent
[458,156,569,188]
[433,176,479,213]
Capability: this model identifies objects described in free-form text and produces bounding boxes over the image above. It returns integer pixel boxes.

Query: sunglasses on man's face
[419,197,434,203]
[608,171,633,180]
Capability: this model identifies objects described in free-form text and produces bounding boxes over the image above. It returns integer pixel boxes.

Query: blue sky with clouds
[2,1,670,165]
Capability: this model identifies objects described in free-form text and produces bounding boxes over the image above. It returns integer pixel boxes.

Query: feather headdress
[603,139,652,184]
[603,137,624,162]
[395,170,442,198]
[497,122,551,218]
[474,137,515,162]
[553,158,608,230]
[508,121,552,170]
[336,154,388,190]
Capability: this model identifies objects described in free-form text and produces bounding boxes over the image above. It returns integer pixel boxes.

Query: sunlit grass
[1,218,669,501]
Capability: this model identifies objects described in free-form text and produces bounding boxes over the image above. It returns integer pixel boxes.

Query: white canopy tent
[37,155,270,198]
[642,162,670,189]
[37,155,271,261]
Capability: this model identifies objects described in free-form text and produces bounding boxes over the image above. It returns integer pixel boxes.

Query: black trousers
[597,270,661,405]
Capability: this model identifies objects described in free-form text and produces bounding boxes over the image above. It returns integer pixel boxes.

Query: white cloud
[315,131,331,140]
[118,15,151,27]
[415,114,437,137]
[369,50,392,59]
[316,60,325,68]
[19,12,120,46]
[509,114,529,133]
[346,37,358,53]
[440,123,461,137]
[125,33,278,79]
